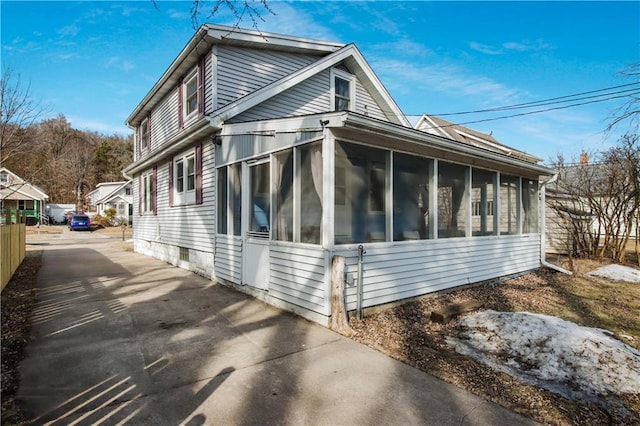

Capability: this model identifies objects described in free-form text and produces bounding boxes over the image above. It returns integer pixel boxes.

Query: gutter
[539,173,572,275]
[124,118,220,176]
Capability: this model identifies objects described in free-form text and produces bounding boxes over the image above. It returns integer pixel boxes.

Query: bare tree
[189,0,275,30]
[1,66,47,166]
[547,134,640,265]
[607,63,640,134]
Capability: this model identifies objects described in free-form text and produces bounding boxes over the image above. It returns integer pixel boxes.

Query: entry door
[243,160,270,290]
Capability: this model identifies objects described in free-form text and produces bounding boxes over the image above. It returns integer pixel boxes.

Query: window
[249,161,270,234]
[184,68,198,117]
[0,173,8,185]
[139,117,149,153]
[18,200,26,210]
[117,203,125,215]
[331,69,355,111]
[217,163,242,236]
[471,168,497,236]
[125,187,131,196]
[438,162,468,238]
[522,179,539,233]
[140,170,155,214]
[171,145,202,206]
[393,153,433,241]
[499,175,520,235]
[299,143,323,244]
[335,141,388,244]
[273,149,294,242]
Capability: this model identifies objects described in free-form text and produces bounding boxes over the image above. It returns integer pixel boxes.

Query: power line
[428,81,640,117]
[447,91,640,128]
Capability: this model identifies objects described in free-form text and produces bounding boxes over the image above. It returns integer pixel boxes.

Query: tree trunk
[329,255,354,337]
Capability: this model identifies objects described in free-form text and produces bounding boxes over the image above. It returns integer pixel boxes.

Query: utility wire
[429,81,640,117]
[445,91,640,129]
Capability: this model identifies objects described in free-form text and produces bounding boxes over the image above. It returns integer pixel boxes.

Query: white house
[86,181,133,224]
[0,167,49,225]
[124,24,554,325]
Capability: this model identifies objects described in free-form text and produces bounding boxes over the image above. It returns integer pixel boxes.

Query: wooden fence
[1,222,27,291]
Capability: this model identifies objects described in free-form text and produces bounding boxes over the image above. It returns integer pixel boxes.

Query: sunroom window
[522,179,539,233]
[472,168,497,236]
[335,141,388,244]
[499,174,520,235]
[393,153,433,241]
[438,162,468,238]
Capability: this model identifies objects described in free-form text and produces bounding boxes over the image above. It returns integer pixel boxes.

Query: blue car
[68,214,91,231]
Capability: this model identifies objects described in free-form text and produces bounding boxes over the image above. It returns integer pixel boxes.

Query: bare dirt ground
[350,262,640,425]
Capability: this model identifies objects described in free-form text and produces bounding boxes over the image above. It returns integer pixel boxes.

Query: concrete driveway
[18,228,537,425]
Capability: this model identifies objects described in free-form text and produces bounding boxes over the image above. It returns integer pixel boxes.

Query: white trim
[173,148,197,206]
[330,68,356,112]
[183,66,199,119]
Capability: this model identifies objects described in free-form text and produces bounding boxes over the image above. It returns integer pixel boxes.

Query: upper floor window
[184,68,198,117]
[331,69,355,112]
[139,117,149,152]
[0,173,8,185]
[125,187,131,196]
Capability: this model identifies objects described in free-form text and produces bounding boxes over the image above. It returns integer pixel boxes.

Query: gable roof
[208,43,409,127]
[0,167,49,201]
[98,180,132,204]
[415,114,541,164]
[127,24,345,127]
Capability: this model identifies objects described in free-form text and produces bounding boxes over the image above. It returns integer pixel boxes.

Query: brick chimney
[580,152,588,166]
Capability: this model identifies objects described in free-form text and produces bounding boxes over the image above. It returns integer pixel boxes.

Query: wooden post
[329,255,354,336]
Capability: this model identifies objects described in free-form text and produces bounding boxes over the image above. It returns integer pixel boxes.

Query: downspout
[540,173,572,275]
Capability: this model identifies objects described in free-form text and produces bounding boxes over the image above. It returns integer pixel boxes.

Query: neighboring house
[545,157,638,254]
[0,167,49,225]
[124,24,554,325]
[45,203,76,224]
[86,181,133,224]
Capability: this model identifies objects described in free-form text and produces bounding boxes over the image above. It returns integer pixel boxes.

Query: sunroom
[213,111,552,325]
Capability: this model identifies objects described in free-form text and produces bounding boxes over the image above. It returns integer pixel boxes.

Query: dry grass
[350,261,640,425]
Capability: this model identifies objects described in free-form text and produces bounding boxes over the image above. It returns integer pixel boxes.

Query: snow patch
[447,310,640,400]
[587,264,640,283]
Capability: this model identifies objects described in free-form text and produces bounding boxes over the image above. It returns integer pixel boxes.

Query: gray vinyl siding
[204,52,215,115]
[269,245,329,315]
[214,235,242,283]
[150,87,180,152]
[230,70,331,122]
[216,131,323,166]
[335,235,541,311]
[231,70,389,124]
[216,46,322,109]
[132,140,216,254]
[355,80,387,121]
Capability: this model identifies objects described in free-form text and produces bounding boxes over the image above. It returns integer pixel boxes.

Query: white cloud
[470,39,553,55]
[105,57,135,72]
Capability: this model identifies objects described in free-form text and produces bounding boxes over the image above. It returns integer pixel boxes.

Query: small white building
[124,25,554,325]
[0,167,49,225]
[86,181,133,224]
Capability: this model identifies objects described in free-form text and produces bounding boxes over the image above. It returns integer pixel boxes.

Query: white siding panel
[215,235,242,284]
[334,236,541,311]
[355,80,387,121]
[269,244,328,315]
[216,47,321,108]
[155,141,216,253]
[150,85,180,150]
[230,70,331,122]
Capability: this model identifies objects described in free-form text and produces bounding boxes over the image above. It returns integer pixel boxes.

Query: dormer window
[331,69,355,112]
[0,172,8,185]
[184,67,198,117]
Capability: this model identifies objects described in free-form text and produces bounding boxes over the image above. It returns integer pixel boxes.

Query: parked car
[64,210,84,224]
[68,214,91,231]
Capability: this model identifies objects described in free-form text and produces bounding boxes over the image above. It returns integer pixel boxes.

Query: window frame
[139,116,150,154]
[173,149,197,206]
[183,67,199,119]
[331,68,356,112]
[140,170,155,215]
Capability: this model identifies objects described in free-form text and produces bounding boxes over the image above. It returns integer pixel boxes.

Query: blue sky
[2,1,638,164]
